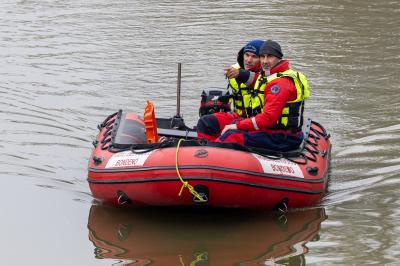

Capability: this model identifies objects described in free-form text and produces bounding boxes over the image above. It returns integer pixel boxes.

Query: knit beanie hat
[260,40,283,59]
[243,39,264,55]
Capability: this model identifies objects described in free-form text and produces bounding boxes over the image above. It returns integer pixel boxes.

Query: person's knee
[197,115,220,135]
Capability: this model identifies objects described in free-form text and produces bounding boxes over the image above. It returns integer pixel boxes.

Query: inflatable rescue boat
[87,100,331,211]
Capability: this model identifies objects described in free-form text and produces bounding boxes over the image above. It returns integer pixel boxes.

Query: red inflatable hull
[88,112,331,210]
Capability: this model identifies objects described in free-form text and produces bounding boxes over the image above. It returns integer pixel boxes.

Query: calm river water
[1,0,399,265]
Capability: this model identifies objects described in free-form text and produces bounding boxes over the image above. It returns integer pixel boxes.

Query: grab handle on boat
[144,100,159,143]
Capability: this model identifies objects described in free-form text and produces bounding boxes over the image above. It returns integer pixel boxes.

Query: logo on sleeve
[270,85,280,94]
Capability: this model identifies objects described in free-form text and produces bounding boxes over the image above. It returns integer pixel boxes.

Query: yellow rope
[178,255,185,266]
[178,252,208,266]
[190,252,208,266]
[176,139,206,202]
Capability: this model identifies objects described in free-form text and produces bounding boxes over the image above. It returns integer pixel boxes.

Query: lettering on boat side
[253,154,304,178]
[105,151,153,168]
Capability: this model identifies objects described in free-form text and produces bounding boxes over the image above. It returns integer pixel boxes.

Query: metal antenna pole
[176,62,181,117]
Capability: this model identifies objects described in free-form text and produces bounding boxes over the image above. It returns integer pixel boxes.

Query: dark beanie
[243,39,264,55]
[260,40,283,59]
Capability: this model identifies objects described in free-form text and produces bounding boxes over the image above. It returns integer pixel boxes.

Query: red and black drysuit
[197,60,303,151]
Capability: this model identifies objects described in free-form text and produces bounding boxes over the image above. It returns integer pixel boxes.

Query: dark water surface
[1,0,399,265]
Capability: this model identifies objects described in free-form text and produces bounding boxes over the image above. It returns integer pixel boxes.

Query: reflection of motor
[199,88,231,117]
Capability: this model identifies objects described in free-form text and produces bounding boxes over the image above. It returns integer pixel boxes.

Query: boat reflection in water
[87,205,326,266]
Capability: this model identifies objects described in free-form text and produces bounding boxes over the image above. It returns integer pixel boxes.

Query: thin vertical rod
[176,63,181,117]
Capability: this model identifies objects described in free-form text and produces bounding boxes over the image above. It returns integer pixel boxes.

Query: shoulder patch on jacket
[270,85,280,94]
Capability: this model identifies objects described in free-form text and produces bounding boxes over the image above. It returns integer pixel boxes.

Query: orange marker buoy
[143,101,159,143]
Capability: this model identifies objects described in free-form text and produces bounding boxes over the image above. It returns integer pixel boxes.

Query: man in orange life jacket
[213,40,308,151]
[196,39,264,141]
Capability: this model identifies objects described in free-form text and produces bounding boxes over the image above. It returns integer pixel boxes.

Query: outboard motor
[199,88,231,117]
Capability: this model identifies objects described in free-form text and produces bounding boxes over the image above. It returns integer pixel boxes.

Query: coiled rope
[175,139,206,202]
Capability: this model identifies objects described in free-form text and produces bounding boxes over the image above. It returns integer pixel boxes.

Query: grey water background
[0,0,399,265]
